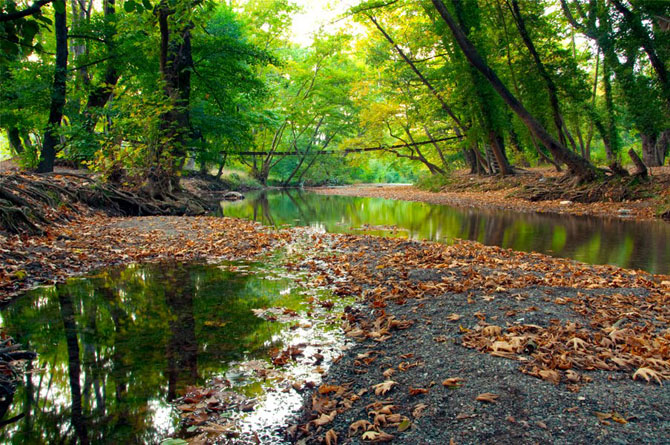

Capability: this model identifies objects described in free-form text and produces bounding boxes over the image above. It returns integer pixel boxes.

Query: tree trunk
[37,0,68,173]
[83,0,119,131]
[629,149,648,178]
[7,128,24,155]
[432,0,595,181]
[215,153,227,180]
[641,133,662,167]
[156,1,194,191]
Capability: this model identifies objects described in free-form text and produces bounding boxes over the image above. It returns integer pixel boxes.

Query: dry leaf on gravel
[442,377,464,388]
[373,380,397,396]
[325,428,338,445]
[349,420,373,435]
[475,393,499,403]
[632,367,664,385]
[539,369,561,384]
[361,430,394,443]
[313,411,336,427]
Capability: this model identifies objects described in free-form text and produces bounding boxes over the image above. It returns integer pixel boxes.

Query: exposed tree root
[519,173,646,203]
[0,172,213,235]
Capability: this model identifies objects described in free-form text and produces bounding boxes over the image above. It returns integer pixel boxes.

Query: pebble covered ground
[288,235,670,445]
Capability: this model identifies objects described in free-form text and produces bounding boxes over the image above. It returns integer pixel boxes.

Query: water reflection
[221,190,670,274]
[0,263,304,444]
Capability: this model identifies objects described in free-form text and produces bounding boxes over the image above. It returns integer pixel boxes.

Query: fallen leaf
[408,387,428,396]
[325,428,338,445]
[397,418,411,432]
[632,367,663,385]
[361,430,394,442]
[475,393,499,403]
[482,325,502,336]
[349,420,373,435]
[538,369,561,384]
[373,380,397,396]
[313,411,336,427]
[442,377,464,388]
[412,403,427,419]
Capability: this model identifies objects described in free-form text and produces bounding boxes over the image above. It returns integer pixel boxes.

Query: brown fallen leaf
[632,367,663,385]
[383,368,396,378]
[442,377,464,388]
[313,410,336,427]
[361,430,394,443]
[319,384,344,395]
[325,428,338,445]
[481,325,502,336]
[538,369,561,384]
[412,403,427,419]
[349,420,373,436]
[408,387,428,396]
[475,393,499,403]
[447,313,461,321]
[373,380,397,396]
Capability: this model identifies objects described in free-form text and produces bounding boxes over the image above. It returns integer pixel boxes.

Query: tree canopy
[1,0,669,187]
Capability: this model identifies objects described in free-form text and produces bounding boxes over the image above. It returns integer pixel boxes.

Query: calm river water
[220,189,670,275]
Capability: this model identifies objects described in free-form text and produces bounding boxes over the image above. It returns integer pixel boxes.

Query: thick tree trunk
[641,133,662,167]
[432,0,595,181]
[629,149,648,178]
[37,0,68,173]
[156,2,194,191]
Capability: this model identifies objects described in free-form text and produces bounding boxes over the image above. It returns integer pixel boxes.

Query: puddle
[0,261,348,444]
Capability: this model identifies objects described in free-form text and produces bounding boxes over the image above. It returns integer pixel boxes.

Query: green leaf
[142,0,153,11]
[123,1,136,13]
[160,440,188,445]
[397,418,411,432]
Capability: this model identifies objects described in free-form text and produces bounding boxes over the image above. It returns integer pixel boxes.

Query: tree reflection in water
[0,262,304,444]
[222,190,670,274]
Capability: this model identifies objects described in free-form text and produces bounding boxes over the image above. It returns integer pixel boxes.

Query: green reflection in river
[0,262,304,444]
[221,190,670,274]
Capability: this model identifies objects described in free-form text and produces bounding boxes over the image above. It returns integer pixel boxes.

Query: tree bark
[37,0,68,173]
[7,128,24,155]
[509,0,577,152]
[628,148,648,177]
[83,0,119,131]
[432,0,596,181]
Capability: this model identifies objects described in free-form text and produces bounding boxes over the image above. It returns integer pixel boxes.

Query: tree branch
[0,0,53,22]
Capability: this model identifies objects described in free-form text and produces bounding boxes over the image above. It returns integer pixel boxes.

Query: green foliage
[415,173,452,192]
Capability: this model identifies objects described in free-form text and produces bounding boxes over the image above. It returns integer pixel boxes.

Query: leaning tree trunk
[37,0,68,173]
[431,0,596,181]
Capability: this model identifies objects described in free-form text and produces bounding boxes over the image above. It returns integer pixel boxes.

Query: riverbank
[2,212,668,444]
[288,234,669,444]
[310,167,670,222]
[1,176,669,443]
